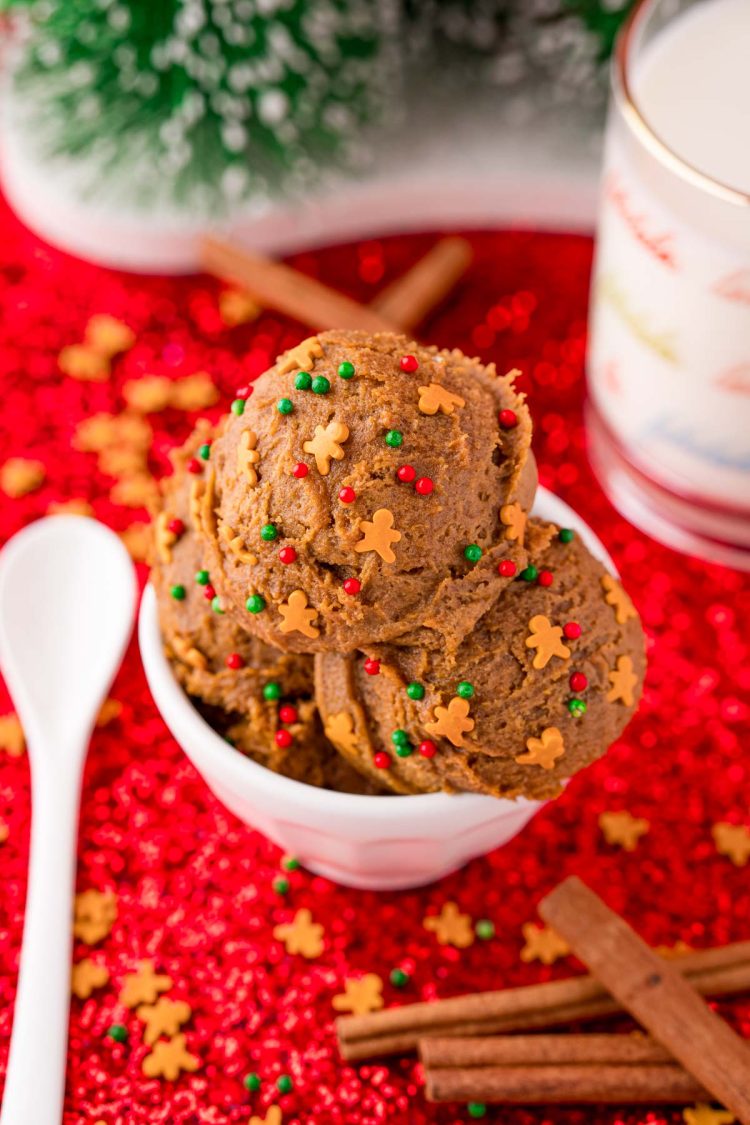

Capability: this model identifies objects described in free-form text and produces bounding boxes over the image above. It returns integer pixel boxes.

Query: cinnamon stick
[540,878,750,1124]
[370,237,472,330]
[337,945,750,1060]
[420,1033,673,1069]
[424,1063,708,1105]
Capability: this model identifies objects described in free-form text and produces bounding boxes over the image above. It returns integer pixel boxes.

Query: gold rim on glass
[614,0,750,207]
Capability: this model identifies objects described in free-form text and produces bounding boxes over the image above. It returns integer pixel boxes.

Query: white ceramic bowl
[139,488,614,890]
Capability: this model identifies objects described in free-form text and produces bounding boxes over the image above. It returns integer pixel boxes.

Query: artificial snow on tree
[6,0,400,209]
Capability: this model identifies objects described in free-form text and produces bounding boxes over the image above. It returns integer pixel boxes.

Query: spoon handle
[1,758,83,1125]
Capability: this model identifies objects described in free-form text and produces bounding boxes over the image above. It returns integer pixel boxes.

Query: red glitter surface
[0,197,749,1125]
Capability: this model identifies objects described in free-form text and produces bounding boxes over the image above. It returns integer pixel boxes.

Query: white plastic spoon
[0,516,137,1125]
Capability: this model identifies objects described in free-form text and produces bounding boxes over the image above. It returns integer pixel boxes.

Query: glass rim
[614,0,750,207]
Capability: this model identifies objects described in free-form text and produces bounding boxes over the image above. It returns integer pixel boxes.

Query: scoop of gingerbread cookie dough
[152,430,380,795]
[315,521,646,799]
[205,330,537,654]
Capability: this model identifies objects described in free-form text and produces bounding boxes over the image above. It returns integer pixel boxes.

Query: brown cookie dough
[314,521,646,800]
[206,330,536,654]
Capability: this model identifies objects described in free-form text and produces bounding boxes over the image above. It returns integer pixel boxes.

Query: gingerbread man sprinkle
[71,959,110,1000]
[220,522,258,565]
[425,696,475,748]
[1,458,46,499]
[154,511,179,564]
[599,810,650,851]
[141,1033,199,1081]
[499,502,527,543]
[73,889,117,945]
[123,376,172,413]
[119,961,173,1008]
[525,615,571,670]
[170,372,219,411]
[355,509,401,564]
[520,923,570,965]
[278,589,320,639]
[303,420,350,475]
[601,574,637,625]
[423,902,474,948]
[516,727,565,770]
[137,997,192,1046]
[418,382,466,416]
[332,974,384,1016]
[249,1108,282,1125]
[274,908,325,958]
[324,712,360,757]
[219,288,259,327]
[85,314,135,357]
[683,1105,736,1125]
[0,714,25,757]
[59,344,109,382]
[712,822,750,867]
[277,336,324,375]
[606,654,639,706]
[237,429,261,486]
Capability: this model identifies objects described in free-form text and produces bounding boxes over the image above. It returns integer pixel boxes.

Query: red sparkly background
[0,194,749,1125]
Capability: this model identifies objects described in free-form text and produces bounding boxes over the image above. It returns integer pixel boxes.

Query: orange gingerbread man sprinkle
[601,574,637,625]
[1,458,46,499]
[525,615,571,670]
[425,696,475,748]
[238,429,260,486]
[154,511,178,564]
[59,344,109,382]
[0,714,25,757]
[278,589,320,639]
[606,654,639,706]
[599,810,650,851]
[250,1108,282,1125]
[137,997,192,1046]
[418,382,466,416]
[712,822,750,867]
[332,974,384,1016]
[96,698,123,727]
[303,420,350,475]
[74,889,117,944]
[355,508,401,563]
[520,923,570,965]
[683,1106,735,1125]
[71,959,110,1000]
[516,726,565,770]
[324,712,360,756]
[274,908,325,958]
[277,336,324,375]
[122,376,172,413]
[85,314,135,357]
[219,288,259,327]
[499,502,527,542]
[141,1033,199,1081]
[423,902,474,948]
[119,961,173,1008]
[170,372,219,411]
[220,522,258,565]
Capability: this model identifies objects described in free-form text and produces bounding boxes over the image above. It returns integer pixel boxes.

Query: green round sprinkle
[246,594,266,614]
[277,1075,293,1094]
[475,919,495,940]
[231,398,245,416]
[568,698,587,717]
[464,544,482,563]
[198,442,211,460]
[559,527,575,543]
[263,681,282,701]
[390,968,409,988]
[391,729,410,746]
[170,584,186,601]
[243,1073,261,1092]
[281,855,300,872]
[195,570,210,586]
[456,681,474,699]
[294,371,312,391]
[406,682,425,701]
[311,375,330,395]
[468,1104,487,1119]
[395,743,413,758]
[211,596,224,615]
[260,523,278,542]
[338,361,355,380]
[520,565,539,582]
[277,398,294,415]
[273,876,290,895]
[106,1024,128,1043]
[385,430,403,448]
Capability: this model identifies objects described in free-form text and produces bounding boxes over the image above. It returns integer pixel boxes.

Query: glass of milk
[587,0,750,569]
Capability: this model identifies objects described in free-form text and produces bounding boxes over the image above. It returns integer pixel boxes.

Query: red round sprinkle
[203,584,216,600]
[373,751,392,769]
[570,672,588,692]
[235,384,253,398]
[279,704,298,724]
[538,569,554,587]
[225,653,245,670]
[275,729,293,749]
[187,457,202,474]
[364,658,380,676]
[498,560,517,577]
[400,354,419,373]
[278,546,297,565]
[343,577,362,596]
[499,409,518,429]
[397,464,416,483]
[563,621,582,639]
[338,486,356,504]
[414,476,434,496]
[418,739,437,759]
[167,518,185,536]
[293,462,309,479]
